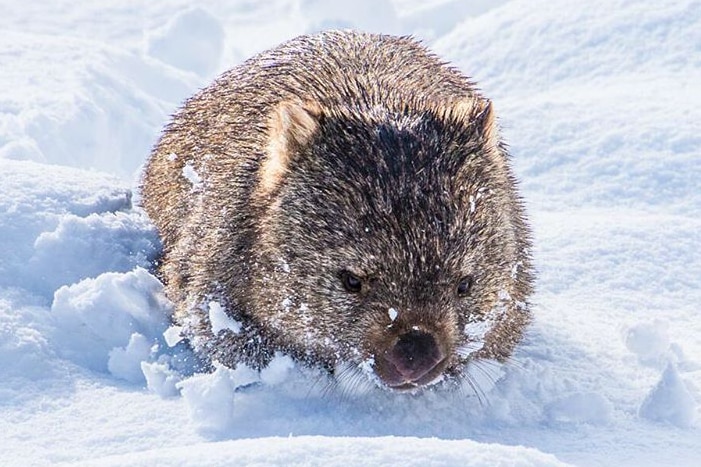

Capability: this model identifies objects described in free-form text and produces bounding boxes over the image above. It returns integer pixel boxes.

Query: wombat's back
[142,31,478,249]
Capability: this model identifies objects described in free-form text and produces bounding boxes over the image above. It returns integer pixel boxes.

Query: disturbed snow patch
[0,159,160,299]
[639,362,697,428]
[627,321,699,428]
[50,268,172,375]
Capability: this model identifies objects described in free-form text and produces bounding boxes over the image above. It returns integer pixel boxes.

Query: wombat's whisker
[461,374,487,406]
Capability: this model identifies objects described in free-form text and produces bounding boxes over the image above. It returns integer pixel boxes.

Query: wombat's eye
[457,275,473,296]
[340,270,363,293]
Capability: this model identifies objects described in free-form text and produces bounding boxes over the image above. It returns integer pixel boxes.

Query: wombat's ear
[450,98,498,150]
[474,99,498,149]
[261,101,322,197]
[270,100,322,149]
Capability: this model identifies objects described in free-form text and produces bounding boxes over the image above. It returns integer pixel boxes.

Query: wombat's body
[142,30,533,391]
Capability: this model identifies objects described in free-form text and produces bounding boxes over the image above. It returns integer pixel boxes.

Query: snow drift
[1,0,699,466]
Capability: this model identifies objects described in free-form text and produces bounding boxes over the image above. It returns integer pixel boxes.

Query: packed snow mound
[66,436,573,467]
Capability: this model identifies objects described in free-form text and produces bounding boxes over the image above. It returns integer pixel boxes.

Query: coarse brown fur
[141,30,534,392]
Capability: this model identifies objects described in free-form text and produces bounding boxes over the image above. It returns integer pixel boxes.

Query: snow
[182,162,203,191]
[63,436,570,467]
[1,0,700,466]
[639,362,697,429]
[143,7,225,78]
[50,267,170,373]
[208,301,242,334]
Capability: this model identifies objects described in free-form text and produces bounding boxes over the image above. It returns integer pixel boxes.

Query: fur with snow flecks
[141,30,533,391]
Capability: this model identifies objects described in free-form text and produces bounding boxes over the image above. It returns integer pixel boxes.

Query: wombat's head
[251,98,532,393]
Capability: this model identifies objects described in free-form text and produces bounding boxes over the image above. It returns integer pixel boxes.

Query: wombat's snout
[378,330,446,388]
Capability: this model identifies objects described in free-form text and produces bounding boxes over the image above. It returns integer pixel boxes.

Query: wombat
[141,30,533,392]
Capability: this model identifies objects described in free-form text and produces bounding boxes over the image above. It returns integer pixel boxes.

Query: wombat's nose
[384,330,444,384]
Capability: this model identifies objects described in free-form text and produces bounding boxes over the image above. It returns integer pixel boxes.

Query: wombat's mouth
[378,359,449,391]
[382,363,449,391]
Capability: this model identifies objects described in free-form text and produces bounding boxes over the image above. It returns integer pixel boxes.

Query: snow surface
[1,0,700,465]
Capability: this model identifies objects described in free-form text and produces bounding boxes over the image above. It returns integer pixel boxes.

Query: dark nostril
[385,330,444,382]
[395,331,437,364]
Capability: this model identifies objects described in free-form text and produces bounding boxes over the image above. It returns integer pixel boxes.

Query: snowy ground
[1,0,700,465]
